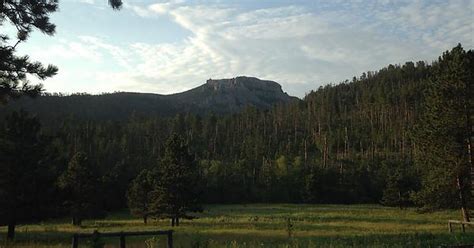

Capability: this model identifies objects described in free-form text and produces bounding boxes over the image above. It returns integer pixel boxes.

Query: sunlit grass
[1,204,473,247]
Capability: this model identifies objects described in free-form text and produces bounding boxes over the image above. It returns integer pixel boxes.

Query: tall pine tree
[413,44,473,220]
[126,169,155,224]
[0,111,55,240]
[150,134,202,226]
[58,152,101,226]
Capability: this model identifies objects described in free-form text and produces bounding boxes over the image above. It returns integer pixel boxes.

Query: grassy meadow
[1,204,474,247]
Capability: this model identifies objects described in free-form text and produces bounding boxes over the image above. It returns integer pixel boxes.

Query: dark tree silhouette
[58,152,100,226]
[126,169,155,224]
[150,134,202,226]
[108,0,123,9]
[0,0,59,103]
[0,111,54,240]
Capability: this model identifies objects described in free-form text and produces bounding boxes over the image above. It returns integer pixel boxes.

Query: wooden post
[457,176,470,222]
[72,234,78,248]
[167,231,173,248]
[119,233,126,248]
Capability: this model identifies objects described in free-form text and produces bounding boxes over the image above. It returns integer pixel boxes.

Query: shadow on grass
[2,229,474,247]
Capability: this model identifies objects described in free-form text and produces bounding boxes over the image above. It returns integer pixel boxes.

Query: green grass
[1,204,474,247]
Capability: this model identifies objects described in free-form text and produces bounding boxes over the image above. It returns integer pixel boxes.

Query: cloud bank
[32,0,474,97]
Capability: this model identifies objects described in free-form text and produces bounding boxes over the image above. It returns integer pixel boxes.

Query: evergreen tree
[0,0,58,103]
[412,45,473,220]
[58,152,100,226]
[150,134,202,226]
[108,0,123,9]
[380,160,417,209]
[126,169,155,224]
[0,111,54,240]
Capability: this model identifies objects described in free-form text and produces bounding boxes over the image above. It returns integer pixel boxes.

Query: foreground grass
[1,204,473,247]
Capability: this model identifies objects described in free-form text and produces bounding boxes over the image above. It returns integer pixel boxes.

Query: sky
[9,0,474,97]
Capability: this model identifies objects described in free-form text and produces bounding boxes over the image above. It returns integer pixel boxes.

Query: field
[1,204,474,247]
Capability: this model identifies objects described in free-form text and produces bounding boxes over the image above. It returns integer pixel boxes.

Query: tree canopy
[0,111,57,240]
[412,45,473,220]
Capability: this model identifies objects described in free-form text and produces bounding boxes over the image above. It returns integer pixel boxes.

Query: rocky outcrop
[172,76,296,113]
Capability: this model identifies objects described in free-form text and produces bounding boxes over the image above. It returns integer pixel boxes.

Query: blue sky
[10,0,474,97]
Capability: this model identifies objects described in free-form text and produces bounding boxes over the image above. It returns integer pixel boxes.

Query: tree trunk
[176,217,179,226]
[143,216,148,225]
[7,222,15,240]
[72,217,82,226]
[398,190,402,210]
[457,175,470,222]
[171,218,175,227]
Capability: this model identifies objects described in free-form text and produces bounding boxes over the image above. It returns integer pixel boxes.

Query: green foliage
[412,44,473,210]
[1,52,438,206]
[58,152,102,226]
[0,0,59,103]
[380,160,418,208]
[0,45,470,222]
[275,155,288,177]
[149,134,203,224]
[126,169,155,224]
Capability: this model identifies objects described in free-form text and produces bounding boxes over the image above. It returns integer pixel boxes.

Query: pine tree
[150,134,202,226]
[126,169,155,224]
[380,160,417,209]
[0,111,54,240]
[0,0,58,103]
[58,152,100,226]
[412,44,473,220]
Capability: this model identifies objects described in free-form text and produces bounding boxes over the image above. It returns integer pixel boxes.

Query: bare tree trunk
[143,216,147,225]
[176,218,179,226]
[398,190,402,210]
[468,139,474,202]
[171,218,175,227]
[457,175,470,222]
[7,222,15,240]
[72,216,82,226]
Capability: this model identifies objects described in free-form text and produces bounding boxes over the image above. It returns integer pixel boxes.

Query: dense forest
[0,45,472,238]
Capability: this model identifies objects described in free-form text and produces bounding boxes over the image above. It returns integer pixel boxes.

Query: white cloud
[125,4,153,18]
[40,0,474,97]
[78,0,95,4]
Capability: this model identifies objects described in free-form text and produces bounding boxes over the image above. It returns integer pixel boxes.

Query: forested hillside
[1,45,472,218]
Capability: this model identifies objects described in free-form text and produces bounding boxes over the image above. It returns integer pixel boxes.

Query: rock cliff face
[172,76,296,113]
[0,76,298,122]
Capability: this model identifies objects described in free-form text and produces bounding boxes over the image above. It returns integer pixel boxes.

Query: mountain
[172,77,296,112]
[0,76,297,122]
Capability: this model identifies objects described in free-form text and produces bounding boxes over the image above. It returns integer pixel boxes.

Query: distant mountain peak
[205,76,283,93]
[176,76,296,112]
